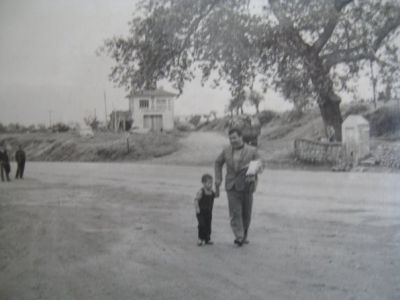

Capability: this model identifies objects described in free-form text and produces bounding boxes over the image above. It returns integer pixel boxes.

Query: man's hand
[245,175,256,183]
[215,183,220,198]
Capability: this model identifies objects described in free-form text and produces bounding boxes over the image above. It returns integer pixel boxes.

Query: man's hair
[201,173,213,183]
[228,127,243,137]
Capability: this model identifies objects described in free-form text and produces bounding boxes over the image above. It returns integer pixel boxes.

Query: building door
[143,115,163,131]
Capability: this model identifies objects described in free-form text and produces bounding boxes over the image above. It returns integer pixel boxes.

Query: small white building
[342,115,370,163]
[128,89,176,131]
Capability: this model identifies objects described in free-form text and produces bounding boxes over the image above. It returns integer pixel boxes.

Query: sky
[0,0,378,127]
[0,0,294,126]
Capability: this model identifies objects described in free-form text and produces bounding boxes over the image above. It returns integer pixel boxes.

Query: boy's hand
[196,208,200,214]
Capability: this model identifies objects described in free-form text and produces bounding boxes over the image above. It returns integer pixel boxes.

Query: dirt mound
[0,131,181,162]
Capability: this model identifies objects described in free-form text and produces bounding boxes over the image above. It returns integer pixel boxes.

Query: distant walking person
[15,145,26,179]
[1,147,11,182]
[194,174,217,246]
[215,128,263,246]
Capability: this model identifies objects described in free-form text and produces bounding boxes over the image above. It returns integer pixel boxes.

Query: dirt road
[150,131,273,166]
[149,131,227,165]
[1,161,399,300]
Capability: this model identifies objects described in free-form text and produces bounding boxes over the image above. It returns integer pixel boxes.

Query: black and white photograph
[1,0,399,299]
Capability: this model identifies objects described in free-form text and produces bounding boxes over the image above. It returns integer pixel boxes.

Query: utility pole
[104,91,108,127]
[369,60,377,109]
[48,110,53,128]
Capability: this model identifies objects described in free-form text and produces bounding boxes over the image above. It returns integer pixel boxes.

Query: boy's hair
[201,173,213,183]
[228,127,243,137]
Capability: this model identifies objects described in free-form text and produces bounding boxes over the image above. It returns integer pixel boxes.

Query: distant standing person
[1,147,11,182]
[194,174,217,246]
[215,128,263,247]
[15,145,26,179]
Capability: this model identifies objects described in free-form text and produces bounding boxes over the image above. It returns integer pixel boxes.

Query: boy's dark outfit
[15,148,26,179]
[196,188,215,242]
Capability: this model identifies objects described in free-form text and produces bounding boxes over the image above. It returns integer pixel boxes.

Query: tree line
[101,0,400,141]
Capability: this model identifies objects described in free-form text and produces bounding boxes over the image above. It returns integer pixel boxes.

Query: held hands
[214,183,220,198]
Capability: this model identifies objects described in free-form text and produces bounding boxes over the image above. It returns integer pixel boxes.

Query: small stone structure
[294,139,344,164]
[342,115,370,164]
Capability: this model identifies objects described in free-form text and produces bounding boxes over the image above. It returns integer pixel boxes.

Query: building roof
[343,115,369,126]
[110,110,130,117]
[129,88,177,98]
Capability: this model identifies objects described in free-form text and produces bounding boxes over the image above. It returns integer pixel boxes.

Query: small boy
[194,174,217,246]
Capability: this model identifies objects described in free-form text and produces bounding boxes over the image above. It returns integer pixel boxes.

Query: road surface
[1,162,399,300]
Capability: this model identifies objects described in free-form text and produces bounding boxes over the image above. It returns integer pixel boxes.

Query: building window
[139,99,149,109]
[156,99,167,111]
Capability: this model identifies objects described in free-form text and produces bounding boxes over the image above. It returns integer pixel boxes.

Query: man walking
[15,145,26,179]
[215,128,263,246]
[1,146,11,182]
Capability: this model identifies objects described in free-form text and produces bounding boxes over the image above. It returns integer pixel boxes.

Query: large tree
[101,0,400,141]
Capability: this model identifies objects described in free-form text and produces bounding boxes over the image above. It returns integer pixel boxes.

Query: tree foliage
[248,89,264,113]
[102,0,400,140]
[84,114,99,131]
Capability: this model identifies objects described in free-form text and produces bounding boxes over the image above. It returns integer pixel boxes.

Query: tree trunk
[318,98,343,141]
[308,56,343,141]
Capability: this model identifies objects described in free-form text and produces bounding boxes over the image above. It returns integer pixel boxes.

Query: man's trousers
[1,164,10,181]
[226,189,253,241]
[15,162,25,179]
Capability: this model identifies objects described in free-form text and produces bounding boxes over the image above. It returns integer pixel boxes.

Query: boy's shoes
[234,239,243,247]
[197,240,204,246]
[242,239,249,244]
[205,240,214,245]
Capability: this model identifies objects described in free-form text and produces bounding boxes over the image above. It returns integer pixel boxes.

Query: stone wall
[294,139,344,164]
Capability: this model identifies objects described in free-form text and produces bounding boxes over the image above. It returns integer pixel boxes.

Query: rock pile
[373,144,400,169]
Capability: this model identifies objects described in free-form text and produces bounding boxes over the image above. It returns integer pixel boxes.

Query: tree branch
[323,6,400,68]
[334,0,353,11]
[268,0,292,28]
[372,6,400,52]
[312,0,354,53]
[322,45,367,67]
[268,0,311,54]
[179,0,221,56]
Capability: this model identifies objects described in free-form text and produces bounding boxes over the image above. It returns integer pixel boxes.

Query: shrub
[0,123,6,133]
[366,106,400,137]
[257,110,278,125]
[343,103,370,118]
[189,115,201,127]
[37,124,48,132]
[175,121,194,132]
[6,123,25,133]
[52,122,70,132]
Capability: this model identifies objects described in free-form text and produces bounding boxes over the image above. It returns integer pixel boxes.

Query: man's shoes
[242,239,249,244]
[234,239,243,247]
[197,240,204,246]
[205,240,214,245]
